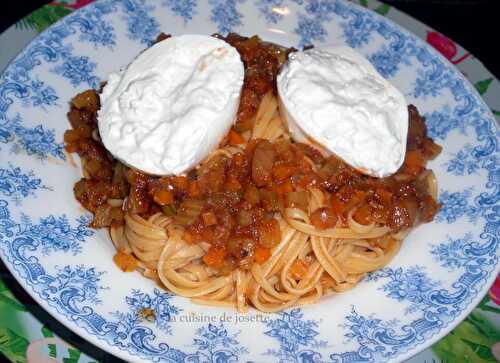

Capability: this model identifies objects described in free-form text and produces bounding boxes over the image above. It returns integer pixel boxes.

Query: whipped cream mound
[98,34,244,175]
[277,46,408,177]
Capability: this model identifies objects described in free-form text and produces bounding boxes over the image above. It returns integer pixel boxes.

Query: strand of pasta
[279,237,325,295]
[285,207,390,239]
[252,91,278,140]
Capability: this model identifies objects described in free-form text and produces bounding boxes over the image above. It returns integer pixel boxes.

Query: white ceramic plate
[0,1,498,362]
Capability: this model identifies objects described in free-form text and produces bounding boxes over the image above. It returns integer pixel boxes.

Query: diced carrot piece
[228,130,246,145]
[275,180,294,196]
[65,143,79,153]
[183,231,195,244]
[255,246,271,264]
[153,190,174,206]
[172,176,189,190]
[376,188,393,205]
[290,259,309,279]
[201,228,215,242]
[203,246,226,268]
[272,164,296,181]
[188,181,202,198]
[331,196,345,215]
[113,251,138,272]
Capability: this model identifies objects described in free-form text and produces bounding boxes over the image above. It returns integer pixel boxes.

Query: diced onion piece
[202,211,217,226]
[252,140,276,187]
[174,198,204,225]
[237,210,253,227]
[285,191,309,211]
[244,184,260,205]
[258,219,281,248]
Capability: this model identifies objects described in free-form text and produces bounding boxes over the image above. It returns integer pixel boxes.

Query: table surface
[0,1,499,363]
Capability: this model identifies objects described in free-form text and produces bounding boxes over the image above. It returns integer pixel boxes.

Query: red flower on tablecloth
[427,31,471,65]
[50,0,95,10]
[69,0,95,9]
[17,1,94,33]
[489,275,500,305]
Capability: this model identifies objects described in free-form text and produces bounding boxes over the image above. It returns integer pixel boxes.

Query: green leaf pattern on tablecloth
[63,348,82,363]
[0,280,26,312]
[0,328,29,363]
[475,78,494,95]
[358,0,392,16]
[432,311,500,363]
[41,326,57,358]
[374,3,391,16]
[1,0,498,362]
[16,5,72,33]
[478,295,500,314]
[0,294,26,313]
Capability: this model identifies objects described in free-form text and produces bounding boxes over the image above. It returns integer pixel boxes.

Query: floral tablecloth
[0,1,499,362]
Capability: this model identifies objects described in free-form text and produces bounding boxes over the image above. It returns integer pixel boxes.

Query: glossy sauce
[65,33,441,273]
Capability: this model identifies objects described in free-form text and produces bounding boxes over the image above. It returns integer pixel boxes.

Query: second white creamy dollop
[98,34,244,175]
[277,46,408,177]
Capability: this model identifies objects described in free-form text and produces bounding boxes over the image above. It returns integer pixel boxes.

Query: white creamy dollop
[98,34,244,175]
[277,46,408,177]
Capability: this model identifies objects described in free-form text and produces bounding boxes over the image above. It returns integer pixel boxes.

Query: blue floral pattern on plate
[0,164,47,205]
[208,0,246,34]
[163,0,198,23]
[0,1,498,362]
